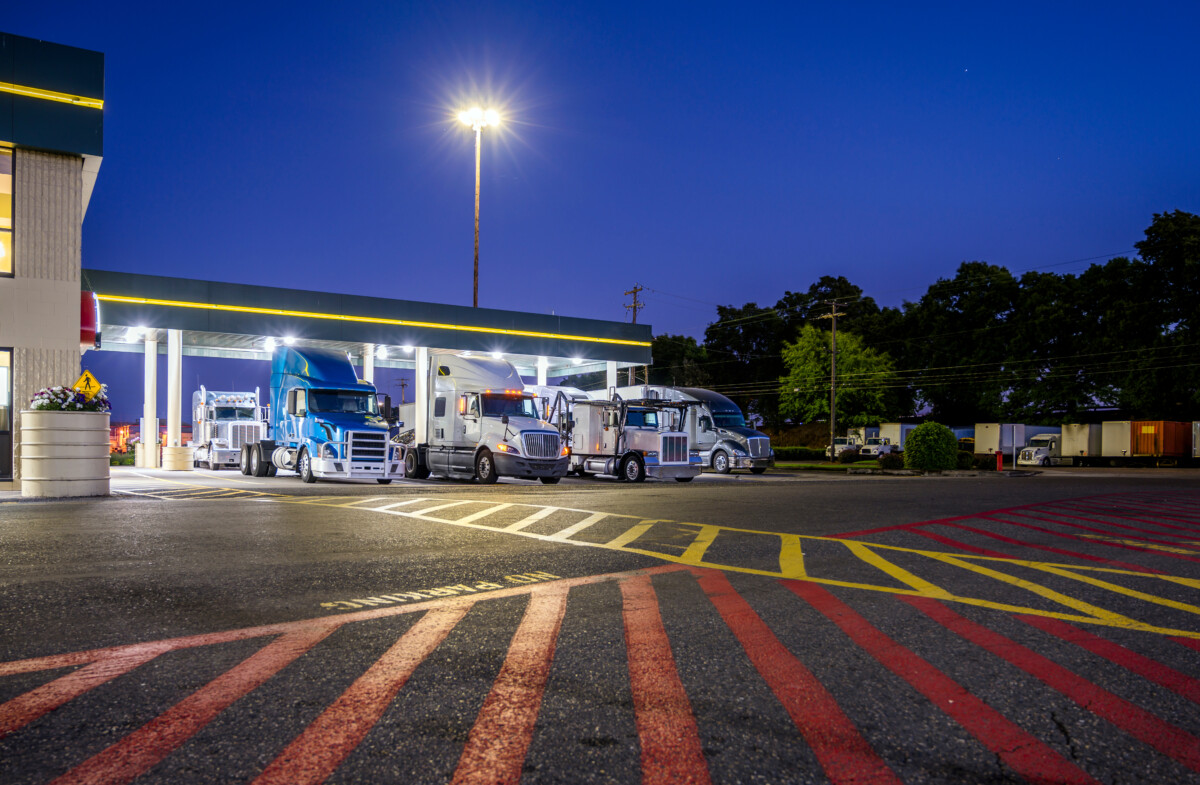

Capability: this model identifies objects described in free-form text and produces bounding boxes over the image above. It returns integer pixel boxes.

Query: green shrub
[956,450,976,470]
[836,447,862,464]
[973,455,997,471]
[878,452,905,470]
[903,422,959,472]
[772,446,827,462]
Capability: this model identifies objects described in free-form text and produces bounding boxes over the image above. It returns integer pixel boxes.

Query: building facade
[0,32,104,486]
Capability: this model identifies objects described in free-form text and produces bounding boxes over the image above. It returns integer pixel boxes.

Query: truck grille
[349,431,388,462]
[229,423,261,449]
[747,437,769,458]
[522,432,561,459]
[661,433,688,464]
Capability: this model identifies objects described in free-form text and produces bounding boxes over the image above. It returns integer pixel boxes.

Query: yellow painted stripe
[678,525,721,565]
[0,81,103,110]
[1031,565,1200,617]
[1078,534,1200,555]
[844,541,953,599]
[605,522,657,549]
[95,294,653,348]
[778,535,807,578]
[929,554,1137,627]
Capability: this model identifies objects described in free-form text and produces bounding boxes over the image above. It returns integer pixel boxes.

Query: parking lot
[2,466,1200,783]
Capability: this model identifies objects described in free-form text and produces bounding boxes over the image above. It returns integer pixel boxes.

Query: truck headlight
[321,443,337,459]
[496,443,520,455]
[560,445,570,457]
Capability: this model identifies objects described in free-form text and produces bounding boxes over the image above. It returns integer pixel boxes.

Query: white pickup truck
[859,437,895,457]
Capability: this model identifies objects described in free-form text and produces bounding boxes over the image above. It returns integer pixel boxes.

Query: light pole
[458,106,500,307]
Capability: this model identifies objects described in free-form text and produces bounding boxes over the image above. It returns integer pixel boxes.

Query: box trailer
[879,423,916,450]
[1060,424,1103,466]
[1195,422,1200,459]
[1101,421,1132,459]
[1131,420,1192,460]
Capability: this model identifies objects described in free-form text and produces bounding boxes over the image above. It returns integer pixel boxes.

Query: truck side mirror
[502,415,510,425]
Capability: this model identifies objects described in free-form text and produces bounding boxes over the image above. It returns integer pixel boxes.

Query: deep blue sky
[10,2,1200,417]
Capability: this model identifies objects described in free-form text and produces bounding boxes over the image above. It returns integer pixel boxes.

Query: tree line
[644,210,1200,427]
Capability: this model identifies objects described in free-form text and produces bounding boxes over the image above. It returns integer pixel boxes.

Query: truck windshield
[1029,435,1054,447]
[866,438,883,445]
[712,410,746,428]
[309,390,379,415]
[213,407,257,421]
[626,409,659,428]
[480,394,539,419]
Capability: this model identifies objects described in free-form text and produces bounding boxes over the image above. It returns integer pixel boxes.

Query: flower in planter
[29,383,112,413]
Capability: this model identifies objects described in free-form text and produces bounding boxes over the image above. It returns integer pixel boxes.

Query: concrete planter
[19,410,111,498]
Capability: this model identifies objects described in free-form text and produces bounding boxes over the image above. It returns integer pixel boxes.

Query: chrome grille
[349,431,388,462]
[522,432,560,459]
[661,433,688,464]
[747,437,769,458]
[229,423,262,449]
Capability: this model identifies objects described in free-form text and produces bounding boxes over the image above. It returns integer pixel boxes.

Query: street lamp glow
[401,344,414,353]
[491,351,503,359]
[376,346,388,360]
[283,336,295,346]
[484,109,500,127]
[264,337,277,352]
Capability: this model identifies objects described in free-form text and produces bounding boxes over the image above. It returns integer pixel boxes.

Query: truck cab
[399,353,569,484]
[1018,433,1060,467]
[243,346,402,483]
[859,437,894,457]
[190,386,267,469]
[562,396,702,482]
[826,436,863,458]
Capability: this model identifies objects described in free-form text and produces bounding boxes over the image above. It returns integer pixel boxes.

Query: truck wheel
[620,454,646,483]
[298,448,316,483]
[252,444,271,477]
[266,463,277,477]
[750,467,767,475]
[404,450,430,480]
[539,476,561,484]
[377,478,392,485]
[712,450,731,474]
[475,449,498,484]
[240,445,252,476]
[1040,457,1049,467]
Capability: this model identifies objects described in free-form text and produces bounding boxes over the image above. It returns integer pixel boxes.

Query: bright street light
[458,105,500,307]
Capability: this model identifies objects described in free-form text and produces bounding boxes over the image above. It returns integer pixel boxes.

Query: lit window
[0,149,11,275]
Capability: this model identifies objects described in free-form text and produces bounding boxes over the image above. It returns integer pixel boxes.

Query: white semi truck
[397,353,570,484]
[1018,424,1103,467]
[595,385,773,474]
[555,393,702,482]
[190,386,268,469]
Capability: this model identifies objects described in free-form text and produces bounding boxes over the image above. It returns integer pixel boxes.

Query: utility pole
[625,284,645,386]
[817,301,842,462]
[397,378,409,405]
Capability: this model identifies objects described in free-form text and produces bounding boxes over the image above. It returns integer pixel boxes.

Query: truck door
[430,396,450,473]
[461,393,481,447]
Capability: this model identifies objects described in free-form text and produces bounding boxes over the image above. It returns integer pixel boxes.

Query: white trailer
[1194,422,1200,459]
[879,423,916,450]
[190,386,268,469]
[398,353,569,484]
[1061,424,1103,466]
[1101,421,1133,459]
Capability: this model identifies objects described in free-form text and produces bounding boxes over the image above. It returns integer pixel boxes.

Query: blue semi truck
[239,346,403,483]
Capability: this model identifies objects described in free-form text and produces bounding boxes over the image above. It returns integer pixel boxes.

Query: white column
[139,332,159,468]
[536,356,548,387]
[414,347,429,445]
[606,361,618,391]
[363,343,375,383]
[167,329,182,448]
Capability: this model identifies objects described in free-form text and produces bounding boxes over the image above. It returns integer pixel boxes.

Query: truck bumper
[494,453,570,479]
[733,455,773,470]
[311,457,401,480]
[646,455,704,480]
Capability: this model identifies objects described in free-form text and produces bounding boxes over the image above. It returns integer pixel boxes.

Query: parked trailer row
[1014,420,1195,467]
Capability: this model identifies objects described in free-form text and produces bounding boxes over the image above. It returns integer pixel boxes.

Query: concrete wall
[1,150,83,485]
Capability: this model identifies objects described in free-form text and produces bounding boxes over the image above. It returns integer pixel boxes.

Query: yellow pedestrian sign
[73,370,102,401]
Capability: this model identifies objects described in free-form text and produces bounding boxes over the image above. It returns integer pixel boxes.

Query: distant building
[0,32,104,487]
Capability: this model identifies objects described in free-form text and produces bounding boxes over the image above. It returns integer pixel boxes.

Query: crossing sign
[72,370,102,401]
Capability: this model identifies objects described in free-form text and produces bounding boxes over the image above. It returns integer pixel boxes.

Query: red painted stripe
[906,596,1200,772]
[786,581,1100,785]
[51,624,338,785]
[694,569,901,785]
[910,528,1012,558]
[1019,616,1200,705]
[1054,501,1200,527]
[451,585,569,785]
[983,514,1200,566]
[621,575,712,785]
[253,606,470,785]
[1014,509,1200,542]
[0,649,164,740]
[944,522,1164,573]
[1175,637,1200,656]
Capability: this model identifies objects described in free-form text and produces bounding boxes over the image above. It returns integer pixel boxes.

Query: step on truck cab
[599,386,773,474]
[397,353,570,484]
[190,386,268,469]
[564,393,702,482]
[242,346,402,483]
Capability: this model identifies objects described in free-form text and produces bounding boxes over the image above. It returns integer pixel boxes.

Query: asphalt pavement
[1,465,1199,783]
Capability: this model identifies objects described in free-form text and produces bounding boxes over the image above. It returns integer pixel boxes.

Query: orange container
[1130,421,1192,457]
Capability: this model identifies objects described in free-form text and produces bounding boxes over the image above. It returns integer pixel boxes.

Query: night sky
[9,2,1200,420]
